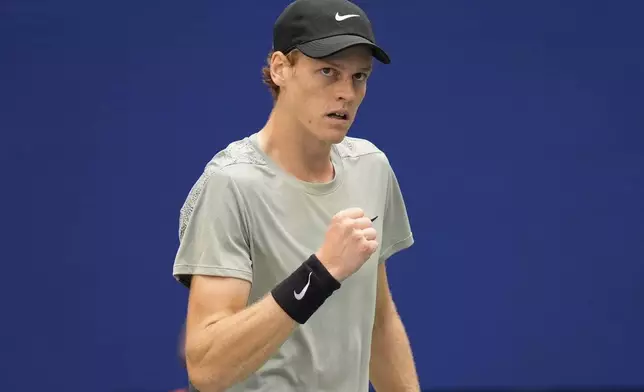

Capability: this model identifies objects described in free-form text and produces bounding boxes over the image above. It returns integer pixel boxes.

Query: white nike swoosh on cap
[335,12,360,21]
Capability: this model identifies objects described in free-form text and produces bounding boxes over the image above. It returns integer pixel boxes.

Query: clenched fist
[315,207,379,282]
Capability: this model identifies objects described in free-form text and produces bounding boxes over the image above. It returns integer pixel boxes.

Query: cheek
[356,85,367,101]
[295,92,323,123]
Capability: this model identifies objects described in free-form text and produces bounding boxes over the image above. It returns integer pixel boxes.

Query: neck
[258,101,335,183]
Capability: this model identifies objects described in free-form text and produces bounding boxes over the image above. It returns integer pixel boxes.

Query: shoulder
[208,136,266,170]
[335,136,385,159]
[335,135,392,170]
[178,136,265,239]
[197,136,269,187]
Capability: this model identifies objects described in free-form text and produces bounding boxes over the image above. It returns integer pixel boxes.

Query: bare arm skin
[184,275,296,392]
[369,263,421,391]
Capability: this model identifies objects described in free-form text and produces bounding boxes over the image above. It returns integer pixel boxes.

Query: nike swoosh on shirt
[294,272,313,300]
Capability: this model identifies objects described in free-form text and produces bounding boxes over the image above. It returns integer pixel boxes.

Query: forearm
[187,294,296,391]
[369,313,420,392]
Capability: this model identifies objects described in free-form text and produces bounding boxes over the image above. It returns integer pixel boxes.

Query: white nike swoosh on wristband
[294,272,313,300]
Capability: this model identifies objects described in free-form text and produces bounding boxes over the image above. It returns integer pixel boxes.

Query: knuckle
[341,219,354,230]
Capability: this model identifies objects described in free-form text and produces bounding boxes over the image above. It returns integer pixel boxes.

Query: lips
[326,110,349,121]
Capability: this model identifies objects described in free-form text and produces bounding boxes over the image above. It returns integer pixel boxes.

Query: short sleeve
[173,166,252,288]
[379,162,414,263]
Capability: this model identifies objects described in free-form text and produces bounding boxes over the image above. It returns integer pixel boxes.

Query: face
[272,45,374,144]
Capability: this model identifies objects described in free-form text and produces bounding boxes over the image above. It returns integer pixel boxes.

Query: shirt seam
[379,233,414,261]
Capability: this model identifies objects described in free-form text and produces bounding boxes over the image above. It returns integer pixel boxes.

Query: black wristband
[271,254,342,324]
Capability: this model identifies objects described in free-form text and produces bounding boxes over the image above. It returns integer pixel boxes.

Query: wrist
[308,253,342,286]
[314,251,345,282]
[271,254,342,324]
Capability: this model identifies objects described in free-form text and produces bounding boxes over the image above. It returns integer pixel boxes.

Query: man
[172,0,420,391]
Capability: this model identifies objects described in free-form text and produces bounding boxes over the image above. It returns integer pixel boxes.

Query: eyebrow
[325,60,373,72]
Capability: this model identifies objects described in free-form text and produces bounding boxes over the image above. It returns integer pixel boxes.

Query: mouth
[325,110,350,121]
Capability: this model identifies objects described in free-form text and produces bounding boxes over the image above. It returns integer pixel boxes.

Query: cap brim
[296,35,391,64]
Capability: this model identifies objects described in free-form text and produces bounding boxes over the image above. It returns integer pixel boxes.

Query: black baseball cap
[273,0,391,64]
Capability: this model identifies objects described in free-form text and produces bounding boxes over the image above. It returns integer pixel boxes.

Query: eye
[320,67,335,77]
[353,72,368,82]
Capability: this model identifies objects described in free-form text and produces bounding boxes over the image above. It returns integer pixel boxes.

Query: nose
[334,77,357,102]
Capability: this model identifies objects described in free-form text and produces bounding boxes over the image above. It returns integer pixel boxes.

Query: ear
[269,51,291,88]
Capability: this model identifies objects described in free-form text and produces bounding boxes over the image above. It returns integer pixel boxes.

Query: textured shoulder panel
[335,136,385,159]
[178,137,265,240]
[209,137,267,169]
[178,168,211,241]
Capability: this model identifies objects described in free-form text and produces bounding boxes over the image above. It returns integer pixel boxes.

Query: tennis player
[172,0,420,390]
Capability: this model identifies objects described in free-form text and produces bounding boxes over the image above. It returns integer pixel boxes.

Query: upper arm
[378,158,414,264]
[173,166,253,287]
[186,274,251,334]
[172,165,254,335]
[374,159,413,324]
[374,263,397,326]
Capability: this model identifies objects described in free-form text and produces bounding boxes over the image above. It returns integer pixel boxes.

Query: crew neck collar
[248,132,345,196]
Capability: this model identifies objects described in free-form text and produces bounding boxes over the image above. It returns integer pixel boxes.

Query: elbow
[189,381,224,392]
[186,351,231,392]
[187,366,226,392]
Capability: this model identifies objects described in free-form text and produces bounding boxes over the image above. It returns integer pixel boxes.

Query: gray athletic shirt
[173,132,414,392]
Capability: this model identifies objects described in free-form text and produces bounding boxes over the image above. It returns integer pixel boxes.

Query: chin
[306,121,352,145]
[323,123,353,143]
[323,129,350,145]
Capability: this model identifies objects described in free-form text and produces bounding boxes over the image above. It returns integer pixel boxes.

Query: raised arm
[174,167,379,391]
[174,167,294,391]
[184,275,296,391]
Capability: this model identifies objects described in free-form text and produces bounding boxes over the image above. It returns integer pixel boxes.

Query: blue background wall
[2,1,642,391]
